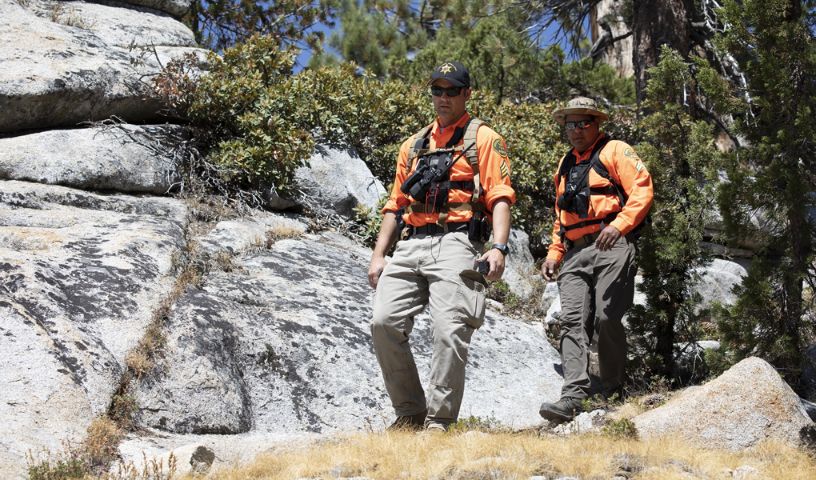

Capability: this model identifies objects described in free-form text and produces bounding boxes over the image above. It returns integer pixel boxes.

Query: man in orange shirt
[539,97,653,423]
[367,61,516,432]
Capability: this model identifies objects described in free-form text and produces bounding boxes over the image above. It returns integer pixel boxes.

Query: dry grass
[265,226,304,247]
[105,453,178,480]
[125,318,168,378]
[205,431,816,480]
[49,2,94,29]
[84,417,124,468]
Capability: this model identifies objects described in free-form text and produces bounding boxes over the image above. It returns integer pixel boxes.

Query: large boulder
[0,1,207,133]
[633,357,814,450]
[135,222,563,434]
[27,0,196,48]
[120,0,192,18]
[0,180,187,478]
[0,124,184,193]
[291,146,386,217]
[501,229,538,300]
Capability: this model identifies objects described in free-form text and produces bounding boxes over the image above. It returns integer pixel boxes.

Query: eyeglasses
[431,86,464,97]
[564,119,595,131]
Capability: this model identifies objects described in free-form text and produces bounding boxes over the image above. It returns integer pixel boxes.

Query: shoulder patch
[493,138,509,158]
[623,147,638,158]
[500,159,510,179]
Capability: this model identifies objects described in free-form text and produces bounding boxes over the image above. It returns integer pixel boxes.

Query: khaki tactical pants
[557,235,637,399]
[371,231,487,424]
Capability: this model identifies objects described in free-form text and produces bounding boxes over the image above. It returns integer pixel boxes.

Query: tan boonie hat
[552,96,609,125]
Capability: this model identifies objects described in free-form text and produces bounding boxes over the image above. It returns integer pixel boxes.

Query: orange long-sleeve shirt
[546,134,653,263]
[382,113,516,226]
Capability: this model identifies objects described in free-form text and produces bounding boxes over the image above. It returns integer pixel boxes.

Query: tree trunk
[633,0,694,102]
[783,174,809,374]
[591,0,634,77]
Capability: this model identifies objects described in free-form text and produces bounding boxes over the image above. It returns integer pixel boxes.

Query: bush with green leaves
[158,34,576,247]
[165,34,431,196]
[625,47,722,384]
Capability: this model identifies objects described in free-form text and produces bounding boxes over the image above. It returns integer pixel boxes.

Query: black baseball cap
[429,61,470,87]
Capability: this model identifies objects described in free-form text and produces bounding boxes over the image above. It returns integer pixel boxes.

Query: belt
[564,231,601,251]
[405,221,468,238]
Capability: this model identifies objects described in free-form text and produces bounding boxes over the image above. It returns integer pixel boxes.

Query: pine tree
[626,47,722,384]
[711,0,816,386]
[187,0,338,51]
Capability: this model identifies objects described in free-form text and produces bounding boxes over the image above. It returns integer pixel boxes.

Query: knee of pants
[431,320,472,354]
[595,304,628,330]
[371,309,408,343]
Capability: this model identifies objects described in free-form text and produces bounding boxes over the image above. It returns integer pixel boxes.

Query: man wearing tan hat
[368,61,516,432]
[539,96,653,423]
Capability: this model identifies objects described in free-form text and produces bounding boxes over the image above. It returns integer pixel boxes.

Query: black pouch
[480,214,490,241]
[468,211,490,242]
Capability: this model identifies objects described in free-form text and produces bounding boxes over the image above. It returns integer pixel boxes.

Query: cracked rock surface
[0,124,185,193]
[0,180,187,478]
[0,0,207,133]
[135,227,563,435]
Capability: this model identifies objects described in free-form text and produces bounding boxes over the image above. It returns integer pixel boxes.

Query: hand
[368,256,387,289]
[478,248,506,282]
[595,225,621,251]
[541,258,559,282]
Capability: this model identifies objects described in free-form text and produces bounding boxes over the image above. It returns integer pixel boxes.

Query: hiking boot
[539,397,584,424]
[387,410,427,431]
[424,420,449,433]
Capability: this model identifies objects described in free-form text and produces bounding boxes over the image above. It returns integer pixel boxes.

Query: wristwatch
[492,243,510,256]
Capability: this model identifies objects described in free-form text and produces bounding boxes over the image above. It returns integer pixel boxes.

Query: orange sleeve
[546,157,566,263]
[604,141,654,235]
[476,127,516,211]
[381,139,414,214]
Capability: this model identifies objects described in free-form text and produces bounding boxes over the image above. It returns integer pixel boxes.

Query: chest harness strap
[403,118,485,229]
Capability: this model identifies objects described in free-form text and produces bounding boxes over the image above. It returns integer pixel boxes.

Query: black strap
[445,180,474,191]
[589,152,627,207]
[561,212,619,232]
[415,121,467,151]
[406,221,469,237]
[446,124,466,148]
[556,136,612,187]
[589,185,619,196]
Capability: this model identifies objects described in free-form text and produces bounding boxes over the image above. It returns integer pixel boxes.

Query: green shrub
[27,451,88,480]
[449,415,504,433]
[155,34,632,252]
[602,418,639,439]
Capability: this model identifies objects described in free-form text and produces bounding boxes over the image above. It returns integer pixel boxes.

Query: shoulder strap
[556,136,610,241]
[589,138,627,206]
[435,118,481,227]
[557,135,612,184]
[406,122,434,170]
[463,118,484,203]
[556,151,577,188]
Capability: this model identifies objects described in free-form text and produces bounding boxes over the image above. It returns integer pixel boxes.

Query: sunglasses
[564,119,595,131]
[431,86,464,97]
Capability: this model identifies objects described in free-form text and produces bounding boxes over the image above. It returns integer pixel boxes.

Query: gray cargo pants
[557,234,637,399]
[371,231,486,425]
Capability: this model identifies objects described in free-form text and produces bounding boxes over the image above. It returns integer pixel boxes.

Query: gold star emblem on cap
[438,63,456,74]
